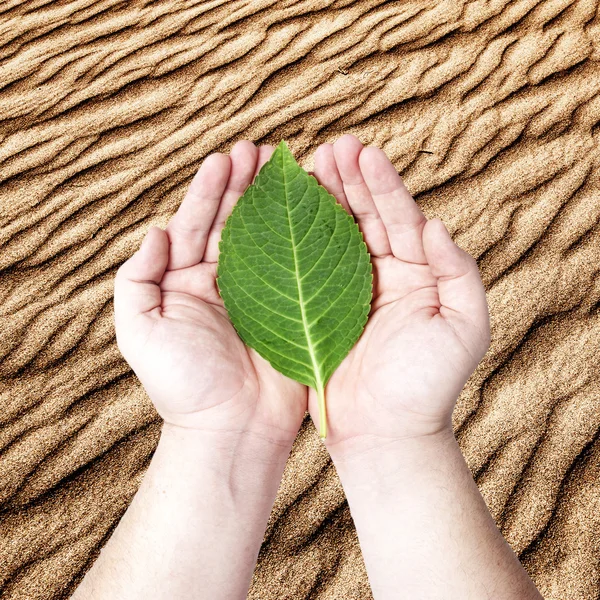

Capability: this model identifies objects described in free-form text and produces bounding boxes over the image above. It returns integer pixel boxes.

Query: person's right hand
[309,134,490,457]
[113,141,306,447]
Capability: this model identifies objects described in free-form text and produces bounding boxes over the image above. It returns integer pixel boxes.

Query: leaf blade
[217,140,372,438]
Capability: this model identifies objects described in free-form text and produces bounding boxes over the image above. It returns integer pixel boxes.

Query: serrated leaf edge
[216,140,374,438]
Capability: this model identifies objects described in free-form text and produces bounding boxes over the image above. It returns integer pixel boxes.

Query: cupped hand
[114,141,306,445]
[309,134,490,456]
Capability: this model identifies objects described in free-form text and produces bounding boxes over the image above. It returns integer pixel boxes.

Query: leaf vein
[300,211,348,283]
[223,247,299,304]
[308,252,364,331]
[222,264,303,324]
[303,224,354,302]
[249,187,293,242]
[283,151,324,393]
[236,214,297,275]
[227,297,310,353]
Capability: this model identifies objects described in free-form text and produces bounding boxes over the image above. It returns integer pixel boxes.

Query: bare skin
[73,141,306,600]
[112,142,306,443]
[308,134,543,600]
[73,136,542,600]
[307,135,490,448]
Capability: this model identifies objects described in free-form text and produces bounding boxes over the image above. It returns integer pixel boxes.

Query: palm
[137,267,252,417]
[325,257,474,442]
[308,135,490,447]
[114,142,306,442]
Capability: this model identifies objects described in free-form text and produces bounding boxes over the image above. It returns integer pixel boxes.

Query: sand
[0,0,599,598]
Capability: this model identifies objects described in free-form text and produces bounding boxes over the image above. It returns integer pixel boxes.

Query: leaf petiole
[317,383,327,439]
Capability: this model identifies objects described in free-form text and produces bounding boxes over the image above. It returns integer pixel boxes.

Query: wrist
[330,427,460,495]
[159,401,303,447]
[157,422,294,498]
[160,419,295,458]
[154,387,306,450]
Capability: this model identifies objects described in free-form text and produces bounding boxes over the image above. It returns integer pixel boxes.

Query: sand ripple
[1,0,599,598]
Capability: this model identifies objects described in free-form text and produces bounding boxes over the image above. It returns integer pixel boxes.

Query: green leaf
[217,140,372,439]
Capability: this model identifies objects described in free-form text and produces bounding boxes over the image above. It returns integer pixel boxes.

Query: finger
[311,143,351,213]
[166,152,231,270]
[203,141,265,263]
[253,144,275,178]
[159,262,221,306]
[359,146,427,264]
[332,134,392,258]
[422,219,490,352]
[114,227,169,327]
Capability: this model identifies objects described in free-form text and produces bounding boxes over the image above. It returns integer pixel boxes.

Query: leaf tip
[276,140,301,166]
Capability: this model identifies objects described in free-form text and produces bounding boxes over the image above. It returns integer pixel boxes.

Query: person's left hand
[113,141,307,446]
[308,135,490,456]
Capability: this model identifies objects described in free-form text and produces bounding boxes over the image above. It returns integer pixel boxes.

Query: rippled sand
[1,1,599,598]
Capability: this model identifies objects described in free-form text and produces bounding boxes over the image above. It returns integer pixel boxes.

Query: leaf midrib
[282,155,324,391]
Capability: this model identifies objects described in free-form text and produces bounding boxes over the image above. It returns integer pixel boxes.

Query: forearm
[332,429,543,600]
[73,422,292,600]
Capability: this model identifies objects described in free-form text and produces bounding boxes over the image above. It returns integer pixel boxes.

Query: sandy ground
[1,0,599,598]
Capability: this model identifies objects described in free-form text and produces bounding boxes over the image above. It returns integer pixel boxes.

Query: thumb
[422,218,490,353]
[114,227,169,328]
